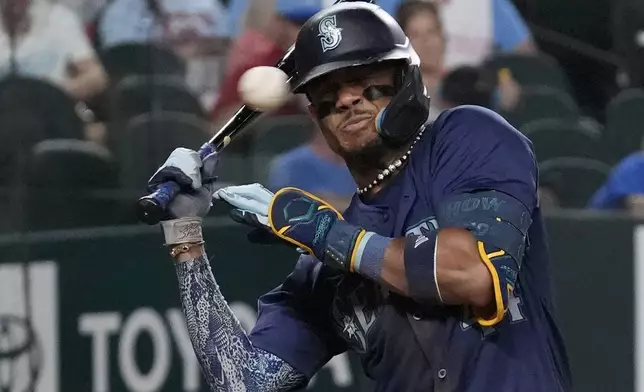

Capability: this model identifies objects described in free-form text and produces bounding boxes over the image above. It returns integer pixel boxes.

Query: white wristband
[161,217,204,245]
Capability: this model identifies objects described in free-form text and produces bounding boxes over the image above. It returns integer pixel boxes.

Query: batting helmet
[291,1,430,146]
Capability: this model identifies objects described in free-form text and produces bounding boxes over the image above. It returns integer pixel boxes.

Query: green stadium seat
[484,53,572,92]
[522,118,602,162]
[604,88,644,162]
[504,87,579,128]
[108,75,206,130]
[0,76,84,141]
[117,112,210,192]
[22,139,122,231]
[99,43,185,84]
[538,157,611,209]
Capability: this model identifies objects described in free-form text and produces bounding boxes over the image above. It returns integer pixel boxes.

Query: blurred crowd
[0,0,643,232]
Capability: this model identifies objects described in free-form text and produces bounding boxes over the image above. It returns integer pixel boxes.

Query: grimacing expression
[305,63,398,158]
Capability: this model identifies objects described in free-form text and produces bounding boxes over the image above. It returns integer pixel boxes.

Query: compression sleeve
[175,254,307,392]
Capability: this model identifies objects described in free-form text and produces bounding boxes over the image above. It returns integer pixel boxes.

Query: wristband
[404,231,443,305]
[321,220,365,271]
[161,217,203,245]
[352,232,391,282]
[321,221,392,277]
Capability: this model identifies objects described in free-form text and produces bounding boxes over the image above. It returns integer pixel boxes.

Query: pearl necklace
[357,127,426,195]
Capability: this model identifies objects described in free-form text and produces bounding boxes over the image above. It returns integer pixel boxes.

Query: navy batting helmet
[291,1,430,146]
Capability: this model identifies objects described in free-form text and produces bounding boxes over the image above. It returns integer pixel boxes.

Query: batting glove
[214,184,366,272]
[147,148,219,245]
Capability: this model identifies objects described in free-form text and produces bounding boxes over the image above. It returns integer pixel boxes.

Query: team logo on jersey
[318,15,343,52]
[331,278,383,354]
[404,216,439,238]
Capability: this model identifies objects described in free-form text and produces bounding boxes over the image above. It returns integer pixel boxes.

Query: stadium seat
[99,43,185,84]
[604,88,644,162]
[612,0,644,87]
[538,157,611,209]
[109,75,206,122]
[484,53,572,93]
[117,112,210,192]
[93,44,186,123]
[249,115,316,182]
[0,76,84,141]
[20,139,121,231]
[107,75,207,150]
[522,118,603,162]
[504,87,579,128]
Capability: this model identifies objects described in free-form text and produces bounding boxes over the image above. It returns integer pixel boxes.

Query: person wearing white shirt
[0,0,107,101]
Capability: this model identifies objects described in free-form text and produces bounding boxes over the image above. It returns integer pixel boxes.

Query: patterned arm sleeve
[175,254,307,392]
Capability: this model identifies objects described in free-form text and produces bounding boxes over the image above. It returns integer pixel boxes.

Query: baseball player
[149,2,571,391]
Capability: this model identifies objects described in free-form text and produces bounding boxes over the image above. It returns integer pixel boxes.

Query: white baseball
[238,66,290,111]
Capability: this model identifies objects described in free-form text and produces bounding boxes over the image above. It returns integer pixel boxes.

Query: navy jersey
[249,106,571,391]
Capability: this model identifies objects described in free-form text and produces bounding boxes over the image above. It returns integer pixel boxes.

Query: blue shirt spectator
[588,152,644,210]
[268,143,356,210]
[99,0,230,49]
[227,0,248,36]
[490,0,532,51]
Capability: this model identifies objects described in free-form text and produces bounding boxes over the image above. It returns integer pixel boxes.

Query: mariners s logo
[331,277,383,354]
[318,15,342,52]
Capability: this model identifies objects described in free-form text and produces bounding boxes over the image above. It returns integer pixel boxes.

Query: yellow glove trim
[267,187,345,257]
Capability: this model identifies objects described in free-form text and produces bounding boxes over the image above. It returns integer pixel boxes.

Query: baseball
[238,66,290,111]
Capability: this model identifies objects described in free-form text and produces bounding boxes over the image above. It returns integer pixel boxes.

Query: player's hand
[212,183,276,244]
[147,147,219,220]
[215,185,364,271]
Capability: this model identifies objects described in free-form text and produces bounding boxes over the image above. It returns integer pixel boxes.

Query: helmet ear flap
[390,60,408,91]
[376,65,430,146]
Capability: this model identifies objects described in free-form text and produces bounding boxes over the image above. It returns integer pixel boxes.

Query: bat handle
[136,181,181,225]
[136,143,217,225]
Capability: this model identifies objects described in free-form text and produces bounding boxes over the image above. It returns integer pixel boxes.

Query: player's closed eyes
[313,85,396,119]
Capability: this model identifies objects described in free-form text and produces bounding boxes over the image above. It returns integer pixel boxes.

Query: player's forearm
[174,250,306,392]
[353,228,492,308]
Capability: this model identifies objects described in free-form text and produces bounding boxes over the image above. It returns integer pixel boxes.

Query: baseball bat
[136,0,373,225]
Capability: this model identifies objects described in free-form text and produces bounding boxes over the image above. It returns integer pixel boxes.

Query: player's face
[404,10,444,72]
[306,63,396,158]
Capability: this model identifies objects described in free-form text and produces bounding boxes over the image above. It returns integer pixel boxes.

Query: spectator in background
[0,0,107,101]
[268,127,357,211]
[210,0,321,126]
[98,0,230,58]
[588,153,644,216]
[227,0,274,37]
[227,0,333,38]
[395,2,521,119]
[58,0,107,24]
[380,0,537,68]
[438,66,495,109]
[395,0,445,120]
[436,65,521,112]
